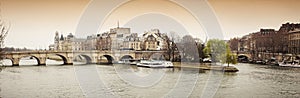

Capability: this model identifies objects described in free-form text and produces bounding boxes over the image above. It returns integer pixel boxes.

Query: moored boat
[137,60,173,68]
[279,60,300,67]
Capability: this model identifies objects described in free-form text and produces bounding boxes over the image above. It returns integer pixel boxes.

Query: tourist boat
[279,60,300,68]
[278,55,300,67]
[136,60,173,68]
[118,59,141,65]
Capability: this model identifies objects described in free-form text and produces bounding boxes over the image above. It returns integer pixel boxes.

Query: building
[96,32,112,50]
[50,32,86,51]
[51,32,74,51]
[50,27,172,52]
[123,33,142,50]
[278,23,300,53]
[227,22,300,60]
[84,35,98,50]
[73,38,86,51]
[109,27,131,50]
[142,29,169,50]
[288,29,300,55]
[252,29,277,53]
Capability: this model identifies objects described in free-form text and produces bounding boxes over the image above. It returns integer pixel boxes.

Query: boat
[279,55,300,67]
[117,59,140,65]
[279,60,300,67]
[128,59,140,65]
[118,59,131,64]
[137,60,173,68]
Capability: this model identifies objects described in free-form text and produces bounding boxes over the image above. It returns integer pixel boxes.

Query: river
[0,60,299,98]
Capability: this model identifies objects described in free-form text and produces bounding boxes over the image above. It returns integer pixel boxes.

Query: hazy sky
[1,0,300,49]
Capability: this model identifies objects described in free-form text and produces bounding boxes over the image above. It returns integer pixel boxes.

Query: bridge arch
[99,55,115,64]
[238,55,249,62]
[149,53,167,60]
[53,54,69,65]
[0,59,13,66]
[74,54,93,64]
[120,55,134,60]
[18,55,41,65]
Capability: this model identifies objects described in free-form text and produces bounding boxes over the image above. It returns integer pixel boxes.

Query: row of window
[289,34,300,39]
[289,40,300,46]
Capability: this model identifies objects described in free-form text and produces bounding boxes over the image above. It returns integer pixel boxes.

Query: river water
[0,60,300,98]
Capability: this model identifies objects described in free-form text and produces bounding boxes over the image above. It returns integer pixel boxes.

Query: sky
[1,0,300,49]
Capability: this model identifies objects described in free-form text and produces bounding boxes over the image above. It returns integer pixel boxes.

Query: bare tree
[167,32,181,61]
[178,35,199,62]
[0,17,9,69]
[228,38,239,52]
[0,19,9,60]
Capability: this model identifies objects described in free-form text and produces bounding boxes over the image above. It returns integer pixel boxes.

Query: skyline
[1,0,300,49]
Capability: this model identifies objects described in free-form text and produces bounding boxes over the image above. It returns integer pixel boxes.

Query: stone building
[50,32,86,51]
[288,29,300,55]
[252,29,277,53]
[51,27,172,52]
[142,29,169,50]
[277,23,300,53]
[123,33,142,50]
[109,27,131,50]
[84,35,98,50]
[73,38,86,51]
[96,27,131,50]
[52,32,74,51]
[227,22,300,60]
[96,32,112,50]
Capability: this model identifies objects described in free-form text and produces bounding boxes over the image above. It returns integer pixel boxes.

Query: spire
[60,34,64,40]
[117,20,119,28]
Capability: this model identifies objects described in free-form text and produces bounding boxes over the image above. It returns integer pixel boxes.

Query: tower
[54,31,59,43]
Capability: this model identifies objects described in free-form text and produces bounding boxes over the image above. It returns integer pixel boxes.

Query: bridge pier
[38,57,46,66]
[12,58,20,66]
[63,57,73,65]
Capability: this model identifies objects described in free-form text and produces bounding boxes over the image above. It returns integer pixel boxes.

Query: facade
[85,35,98,50]
[73,38,86,51]
[50,32,86,51]
[96,27,131,50]
[96,32,112,50]
[288,29,300,54]
[275,23,300,53]
[142,29,169,50]
[228,22,300,60]
[123,33,142,50]
[252,29,277,53]
[144,35,158,50]
[51,27,171,52]
[52,32,75,51]
[110,27,131,50]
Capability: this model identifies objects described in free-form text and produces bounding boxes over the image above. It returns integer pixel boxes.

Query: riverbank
[173,62,239,72]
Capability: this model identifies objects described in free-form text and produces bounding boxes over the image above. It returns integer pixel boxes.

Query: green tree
[203,39,237,66]
[223,44,237,67]
[203,39,227,62]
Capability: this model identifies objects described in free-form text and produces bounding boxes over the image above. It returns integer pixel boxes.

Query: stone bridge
[232,51,252,60]
[1,50,171,66]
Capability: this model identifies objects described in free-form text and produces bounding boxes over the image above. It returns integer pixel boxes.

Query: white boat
[118,59,131,64]
[279,61,300,68]
[137,60,173,68]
